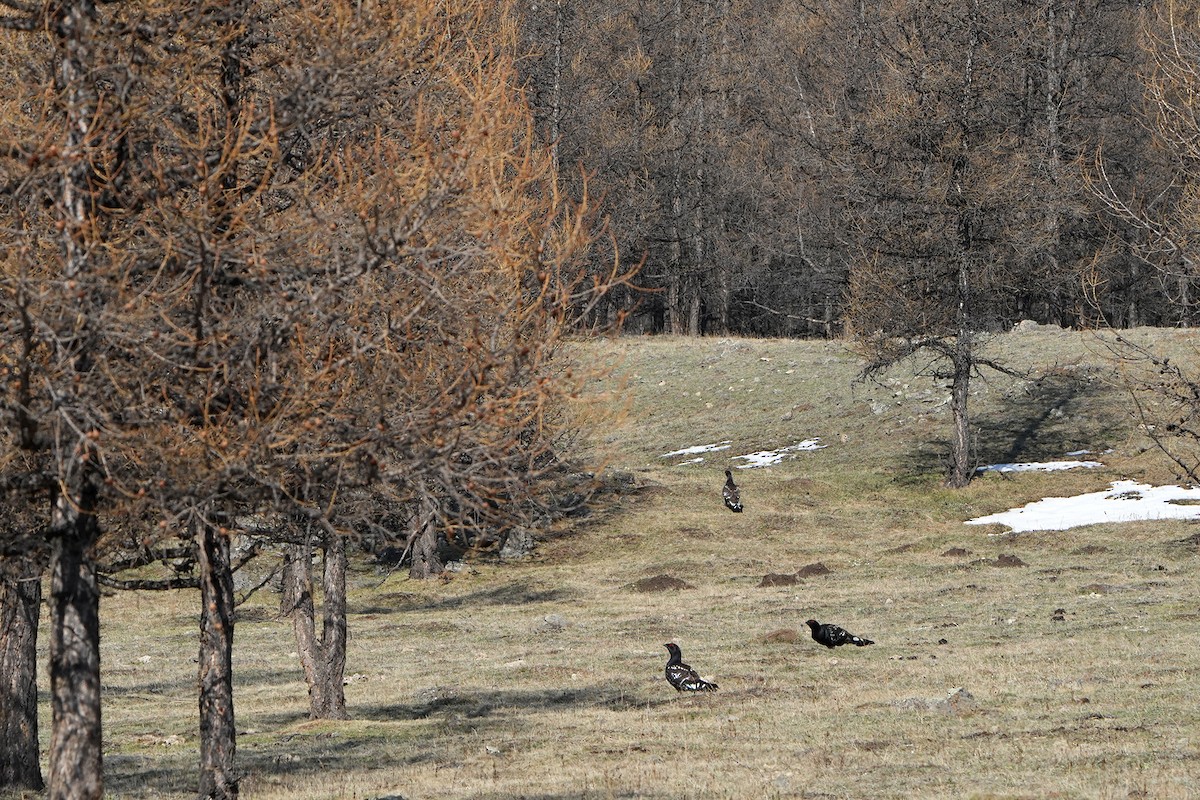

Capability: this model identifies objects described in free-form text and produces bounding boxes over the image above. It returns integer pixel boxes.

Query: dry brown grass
[39,329,1200,798]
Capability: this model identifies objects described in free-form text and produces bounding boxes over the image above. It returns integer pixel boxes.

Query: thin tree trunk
[0,552,45,792]
[690,0,711,338]
[687,277,702,336]
[1042,1,1066,327]
[316,533,347,717]
[407,493,442,580]
[666,273,684,334]
[196,14,247,792]
[549,0,563,176]
[48,478,103,800]
[946,344,974,488]
[197,519,238,799]
[944,0,980,490]
[666,0,686,335]
[281,525,349,720]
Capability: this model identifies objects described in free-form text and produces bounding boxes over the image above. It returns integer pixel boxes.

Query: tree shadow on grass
[972,371,1125,466]
[105,753,196,798]
[101,666,303,700]
[355,684,668,723]
[898,371,1125,483]
[105,737,443,798]
[105,686,672,798]
[355,581,576,615]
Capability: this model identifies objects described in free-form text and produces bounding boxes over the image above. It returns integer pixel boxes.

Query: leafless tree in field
[1093,2,1200,481]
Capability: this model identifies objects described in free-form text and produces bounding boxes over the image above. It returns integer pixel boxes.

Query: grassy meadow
[36,328,1200,798]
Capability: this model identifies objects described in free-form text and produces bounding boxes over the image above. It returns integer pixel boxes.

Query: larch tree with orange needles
[0,0,625,796]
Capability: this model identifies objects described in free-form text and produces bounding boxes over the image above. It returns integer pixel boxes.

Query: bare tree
[1092,2,1200,477]
[839,0,1037,487]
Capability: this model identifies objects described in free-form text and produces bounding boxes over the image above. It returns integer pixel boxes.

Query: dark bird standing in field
[722,469,743,512]
[805,619,875,649]
[663,643,718,692]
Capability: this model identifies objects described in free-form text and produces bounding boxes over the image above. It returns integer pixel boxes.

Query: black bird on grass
[805,619,875,649]
[663,643,718,692]
[722,469,743,512]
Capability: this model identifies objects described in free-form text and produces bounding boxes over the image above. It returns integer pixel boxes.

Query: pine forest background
[520,0,1199,337]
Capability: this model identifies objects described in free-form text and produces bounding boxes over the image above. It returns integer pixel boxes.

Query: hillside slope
[91,330,1200,799]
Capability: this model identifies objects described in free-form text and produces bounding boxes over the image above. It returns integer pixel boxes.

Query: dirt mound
[759,573,799,587]
[631,574,694,592]
[762,628,802,643]
[797,562,832,577]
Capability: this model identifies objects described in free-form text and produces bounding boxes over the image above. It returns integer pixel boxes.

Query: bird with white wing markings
[805,619,875,649]
[722,469,743,512]
[663,643,718,692]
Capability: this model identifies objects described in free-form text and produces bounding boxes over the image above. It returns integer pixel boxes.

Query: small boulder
[541,613,570,631]
[500,527,536,559]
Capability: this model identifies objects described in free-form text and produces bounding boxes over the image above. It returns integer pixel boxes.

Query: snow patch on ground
[732,439,826,469]
[976,459,1103,474]
[661,441,732,459]
[661,438,826,467]
[966,479,1200,533]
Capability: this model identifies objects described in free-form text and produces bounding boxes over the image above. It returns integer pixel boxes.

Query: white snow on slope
[661,438,826,467]
[732,439,826,468]
[661,441,732,458]
[976,459,1103,474]
[965,480,1200,533]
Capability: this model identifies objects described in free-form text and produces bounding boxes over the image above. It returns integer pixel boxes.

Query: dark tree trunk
[0,552,45,792]
[407,494,442,580]
[281,525,348,720]
[946,346,974,488]
[48,479,103,800]
[196,14,250,793]
[944,5,979,491]
[47,3,104,791]
[197,520,238,799]
[315,533,347,717]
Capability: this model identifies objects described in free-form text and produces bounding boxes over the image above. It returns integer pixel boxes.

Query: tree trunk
[944,0,979,491]
[407,494,443,580]
[281,525,348,720]
[549,0,563,176]
[686,277,702,336]
[48,478,103,800]
[946,346,974,488]
[666,0,686,336]
[197,520,238,799]
[0,552,45,792]
[316,533,347,717]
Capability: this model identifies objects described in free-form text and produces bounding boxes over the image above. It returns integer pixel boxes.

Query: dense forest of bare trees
[519,0,1193,336]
